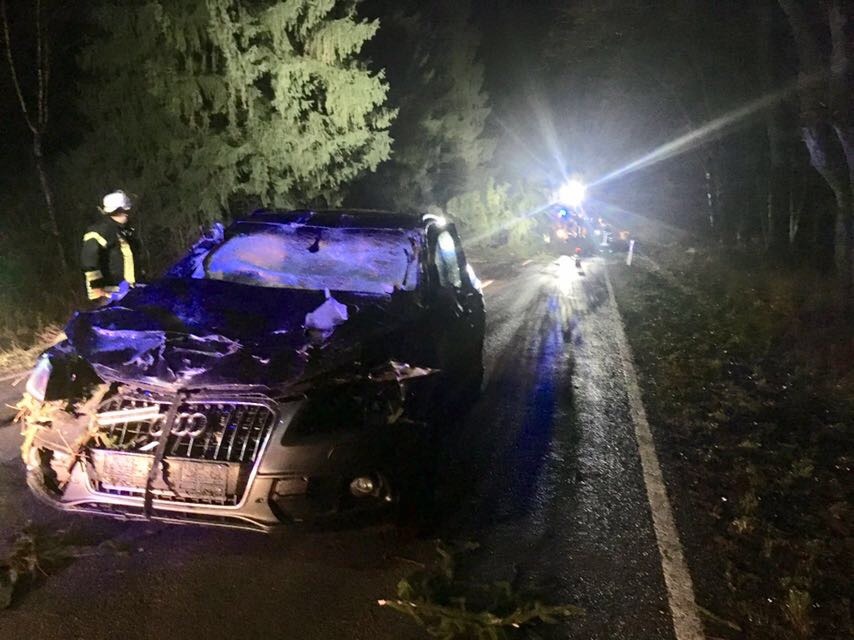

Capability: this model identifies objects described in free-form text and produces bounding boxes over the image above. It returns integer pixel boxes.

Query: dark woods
[0,0,852,341]
[547,1,852,270]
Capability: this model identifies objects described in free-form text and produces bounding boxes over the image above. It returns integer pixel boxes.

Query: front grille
[93,394,276,464]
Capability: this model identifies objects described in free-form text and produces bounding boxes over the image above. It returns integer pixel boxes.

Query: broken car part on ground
[16,210,485,532]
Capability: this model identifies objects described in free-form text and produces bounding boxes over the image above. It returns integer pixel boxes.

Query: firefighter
[80,190,141,306]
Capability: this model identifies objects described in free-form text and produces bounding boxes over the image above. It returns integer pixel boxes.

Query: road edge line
[604,264,706,640]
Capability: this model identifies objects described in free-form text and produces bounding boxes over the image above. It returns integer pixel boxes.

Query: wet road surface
[0,256,685,639]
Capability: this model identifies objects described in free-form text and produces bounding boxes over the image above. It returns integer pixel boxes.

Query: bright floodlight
[558,179,586,208]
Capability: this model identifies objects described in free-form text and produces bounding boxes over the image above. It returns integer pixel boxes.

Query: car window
[203,224,419,294]
[435,231,462,288]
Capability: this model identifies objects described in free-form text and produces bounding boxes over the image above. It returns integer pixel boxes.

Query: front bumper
[26,398,421,533]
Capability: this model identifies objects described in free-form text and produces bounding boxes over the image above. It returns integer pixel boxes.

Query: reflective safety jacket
[80,217,141,300]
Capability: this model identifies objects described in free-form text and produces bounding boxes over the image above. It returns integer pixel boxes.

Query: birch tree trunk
[0,0,68,272]
[779,0,853,290]
[827,1,854,285]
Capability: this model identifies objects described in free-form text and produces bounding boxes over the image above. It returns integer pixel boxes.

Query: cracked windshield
[204,225,419,293]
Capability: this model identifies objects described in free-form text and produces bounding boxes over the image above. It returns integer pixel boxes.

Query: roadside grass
[0,278,80,375]
[610,250,853,639]
[0,324,65,375]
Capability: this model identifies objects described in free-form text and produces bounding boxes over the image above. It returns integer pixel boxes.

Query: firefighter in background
[80,190,141,306]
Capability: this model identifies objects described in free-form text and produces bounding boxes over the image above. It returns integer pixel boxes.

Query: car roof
[239,209,434,231]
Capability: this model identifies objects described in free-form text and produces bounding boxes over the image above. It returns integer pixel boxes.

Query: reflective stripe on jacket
[80,217,140,299]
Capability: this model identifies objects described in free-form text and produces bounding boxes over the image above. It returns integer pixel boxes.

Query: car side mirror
[202,222,225,242]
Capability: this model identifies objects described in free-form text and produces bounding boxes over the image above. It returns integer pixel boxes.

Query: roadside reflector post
[626,240,635,266]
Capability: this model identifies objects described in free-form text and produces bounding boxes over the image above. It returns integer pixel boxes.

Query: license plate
[94,451,229,501]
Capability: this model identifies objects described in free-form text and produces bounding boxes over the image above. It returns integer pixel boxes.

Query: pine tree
[354,0,494,211]
[73,0,393,262]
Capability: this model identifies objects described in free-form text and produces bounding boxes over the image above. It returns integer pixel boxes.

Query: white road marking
[604,265,706,640]
[481,279,495,289]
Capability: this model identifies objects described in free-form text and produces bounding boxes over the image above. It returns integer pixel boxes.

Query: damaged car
[17,210,485,531]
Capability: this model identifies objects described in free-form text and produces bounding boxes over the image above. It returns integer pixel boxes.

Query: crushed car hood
[64,278,419,391]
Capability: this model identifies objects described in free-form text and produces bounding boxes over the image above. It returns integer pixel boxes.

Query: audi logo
[150,412,209,438]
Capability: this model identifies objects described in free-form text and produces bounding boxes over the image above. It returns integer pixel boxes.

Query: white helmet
[101,190,133,214]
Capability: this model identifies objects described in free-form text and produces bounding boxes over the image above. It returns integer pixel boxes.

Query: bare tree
[1,0,67,271]
[755,0,788,254]
[778,0,853,288]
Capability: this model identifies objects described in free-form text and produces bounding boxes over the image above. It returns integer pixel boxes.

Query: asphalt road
[0,255,685,640]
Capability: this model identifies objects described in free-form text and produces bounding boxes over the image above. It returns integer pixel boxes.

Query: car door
[426,224,485,389]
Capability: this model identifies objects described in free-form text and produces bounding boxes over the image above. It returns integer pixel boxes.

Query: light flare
[591,74,823,187]
[557,179,586,207]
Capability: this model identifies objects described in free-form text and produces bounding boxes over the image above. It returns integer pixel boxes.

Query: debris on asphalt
[0,524,129,610]
[378,541,583,639]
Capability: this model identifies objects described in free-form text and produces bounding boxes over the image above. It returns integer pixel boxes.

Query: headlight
[557,179,586,208]
[466,263,482,290]
[555,255,575,282]
[25,356,52,402]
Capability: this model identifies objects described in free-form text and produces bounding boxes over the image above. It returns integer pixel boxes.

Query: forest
[0,0,852,340]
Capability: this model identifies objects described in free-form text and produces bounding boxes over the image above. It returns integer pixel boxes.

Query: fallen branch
[378,541,583,639]
[1,524,129,609]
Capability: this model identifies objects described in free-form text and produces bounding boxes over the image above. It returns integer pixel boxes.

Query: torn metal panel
[368,361,437,383]
[63,276,427,392]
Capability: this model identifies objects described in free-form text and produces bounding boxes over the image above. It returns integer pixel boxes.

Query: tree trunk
[703,154,721,235]
[779,0,853,291]
[834,125,854,286]
[765,136,789,254]
[827,1,854,289]
[1,0,68,273]
[788,170,805,245]
[788,197,800,244]
[757,0,788,255]
[32,132,68,271]
[803,124,851,280]
[832,193,852,277]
